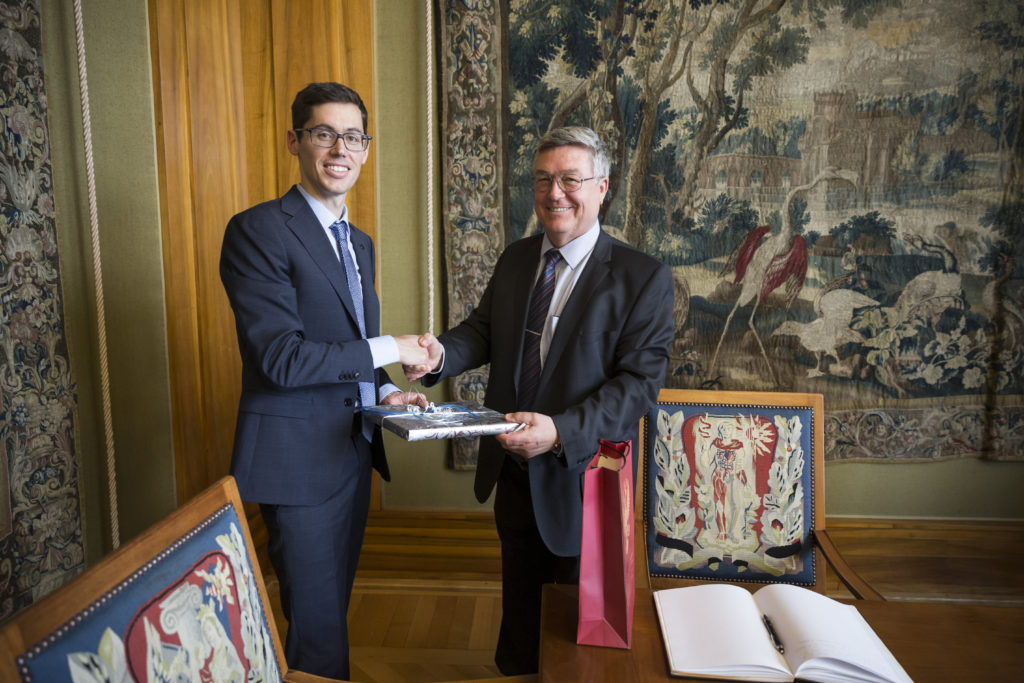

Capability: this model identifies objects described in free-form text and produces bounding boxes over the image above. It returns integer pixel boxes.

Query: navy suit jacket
[220,185,390,506]
[426,229,674,556]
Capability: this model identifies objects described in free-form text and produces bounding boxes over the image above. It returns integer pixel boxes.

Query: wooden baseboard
[359,510,502,582]
[822,516,1024,604]
[253,509,1024,605]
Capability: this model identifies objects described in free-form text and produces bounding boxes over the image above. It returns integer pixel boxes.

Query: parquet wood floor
[265,513,1024,683]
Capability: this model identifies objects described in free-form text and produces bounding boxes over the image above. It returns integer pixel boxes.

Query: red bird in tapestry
[709,167,859,385]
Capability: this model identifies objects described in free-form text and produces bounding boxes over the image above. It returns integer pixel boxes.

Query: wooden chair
[635,389,882,600]
[0,476,338,682]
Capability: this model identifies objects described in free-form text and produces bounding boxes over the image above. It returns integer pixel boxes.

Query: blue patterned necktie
[518,248,561,411]
[330,219,376,440]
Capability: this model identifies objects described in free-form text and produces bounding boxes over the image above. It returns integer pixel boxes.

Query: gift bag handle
[589,440,631,471]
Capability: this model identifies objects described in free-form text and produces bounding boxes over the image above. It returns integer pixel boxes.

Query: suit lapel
[512,237,545,397]
[281,187,363,330]
[539,230,612,387]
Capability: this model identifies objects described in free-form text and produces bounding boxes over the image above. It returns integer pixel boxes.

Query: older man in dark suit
[220,82,428,679]
[407,126,675,675]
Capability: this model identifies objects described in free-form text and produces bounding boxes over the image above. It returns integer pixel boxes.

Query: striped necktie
[517,248,561,411]
[330,219,376,440]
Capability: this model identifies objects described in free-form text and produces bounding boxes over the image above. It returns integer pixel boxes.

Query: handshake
[395,333,443,382]
[391,333,559,458]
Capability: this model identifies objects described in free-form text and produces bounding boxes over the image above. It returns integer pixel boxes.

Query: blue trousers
[493,455,580,675]
[260,438,372,679]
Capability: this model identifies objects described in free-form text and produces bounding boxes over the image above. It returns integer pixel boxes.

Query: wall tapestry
[0,0,85,619]
[441,0,1023,469]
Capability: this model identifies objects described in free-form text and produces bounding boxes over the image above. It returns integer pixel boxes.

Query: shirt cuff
[367,335,399,368]
[428,345,446,376]
[378,383,401,402]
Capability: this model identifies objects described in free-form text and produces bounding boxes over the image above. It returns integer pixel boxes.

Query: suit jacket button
[353,370,361,379]
[344,398,354,407]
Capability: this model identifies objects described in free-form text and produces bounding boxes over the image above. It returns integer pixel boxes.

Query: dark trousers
[494,456,580,675]
[259,439,372,680]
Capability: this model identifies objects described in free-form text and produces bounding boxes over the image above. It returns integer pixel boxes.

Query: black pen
[762,614,785,654]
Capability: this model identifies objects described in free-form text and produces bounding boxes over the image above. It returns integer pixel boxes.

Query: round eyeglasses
[299,127,372,151]
[533,173,595,193]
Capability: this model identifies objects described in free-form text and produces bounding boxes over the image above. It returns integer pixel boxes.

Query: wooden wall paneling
[239,2,278,206]
[151,0,380,508]
[150,0,211,505]
[183,0,253,505]
[269,0,377,242]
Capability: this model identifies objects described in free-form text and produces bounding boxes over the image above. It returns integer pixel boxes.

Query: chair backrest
[635,389,826,592]
[0,476,287,682]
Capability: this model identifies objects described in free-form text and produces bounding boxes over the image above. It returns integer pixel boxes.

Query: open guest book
[361,401,524,441]
[652,583,912,683]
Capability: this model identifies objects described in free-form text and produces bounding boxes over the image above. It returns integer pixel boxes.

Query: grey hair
[536,126,610,179]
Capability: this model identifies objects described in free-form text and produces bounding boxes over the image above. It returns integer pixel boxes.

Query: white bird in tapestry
[772,286,880,378]
[886,233,964,327]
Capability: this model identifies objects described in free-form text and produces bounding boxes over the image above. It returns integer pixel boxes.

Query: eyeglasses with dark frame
[533,173,595,193]
[299,127,372,151]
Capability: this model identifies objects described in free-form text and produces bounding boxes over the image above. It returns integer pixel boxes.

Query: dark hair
[291,82,368,132]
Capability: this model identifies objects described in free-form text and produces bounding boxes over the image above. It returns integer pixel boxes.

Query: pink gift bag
[576,440,634,649]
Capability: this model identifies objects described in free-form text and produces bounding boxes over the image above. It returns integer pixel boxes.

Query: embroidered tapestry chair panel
[636,389,881,601]
[0,477,342,682]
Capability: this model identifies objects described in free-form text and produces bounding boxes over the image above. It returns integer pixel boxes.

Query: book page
[753,584,912,683]
[653,584,791,681]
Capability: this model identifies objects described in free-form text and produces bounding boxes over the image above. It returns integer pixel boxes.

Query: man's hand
[381,390,429,409]
[404,333,443,381]
[496,412,559,459]
[394,334,429,366]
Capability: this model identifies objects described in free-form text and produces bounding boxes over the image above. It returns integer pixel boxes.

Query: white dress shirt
[536,221,600,366]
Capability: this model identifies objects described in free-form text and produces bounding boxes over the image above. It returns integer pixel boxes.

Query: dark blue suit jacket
[426,229,674,556]
[220,185,390,506]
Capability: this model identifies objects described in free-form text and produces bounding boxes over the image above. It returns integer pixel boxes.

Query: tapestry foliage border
[0,0,85,619]
[440,0,508,468]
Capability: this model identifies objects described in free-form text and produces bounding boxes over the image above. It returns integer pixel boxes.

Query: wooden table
[539,584,1024,681]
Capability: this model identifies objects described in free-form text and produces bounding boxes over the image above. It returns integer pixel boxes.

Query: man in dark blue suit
[220,82,429,679]
[407,127,675,675]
